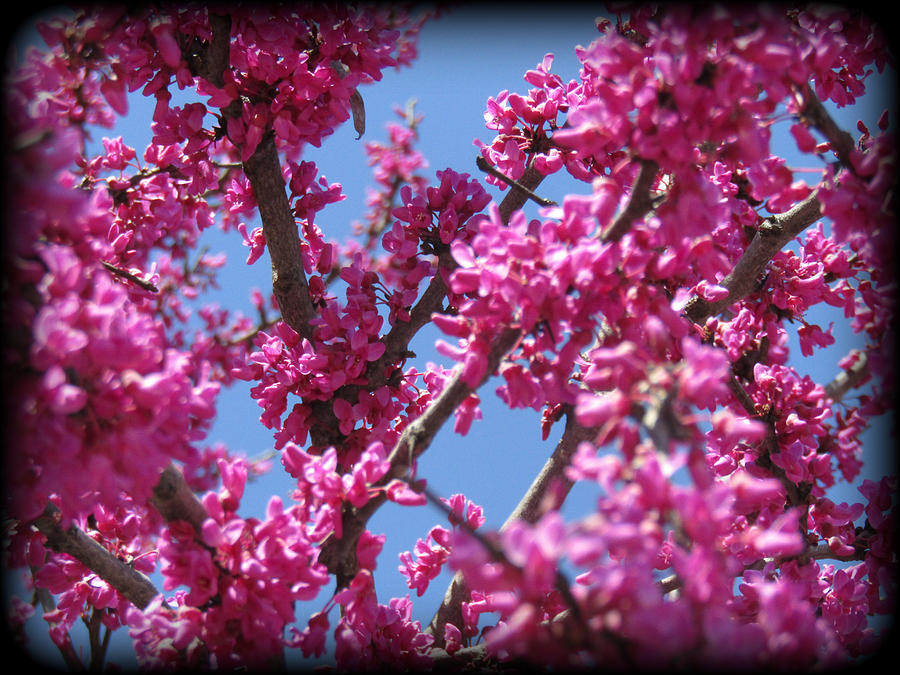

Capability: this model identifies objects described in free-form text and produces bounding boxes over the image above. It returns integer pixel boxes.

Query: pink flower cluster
[330,571,434,670]
[360,107,430,244]
[291,529,439,670]
[445,441,855,669]
[233,316,411,464]
[128,458,332,669]
[475,52,577,183]
[398,494,485,596]
[388,169,492,261]
[280,440,393,540]
[10,238,219,522]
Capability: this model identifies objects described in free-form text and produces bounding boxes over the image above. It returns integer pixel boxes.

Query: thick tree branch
[197,13,232,88]
[683,188,823,324]
[32,464,209,618]
[242,134,317,342]
[149,463,209,535]
[33,504,159,610]
[190,10,315,341]
[384,328,522,479]
[502,410,597,525]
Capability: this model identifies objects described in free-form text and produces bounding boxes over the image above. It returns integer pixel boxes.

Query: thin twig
[476,156,556,207]
[100,261,159,292]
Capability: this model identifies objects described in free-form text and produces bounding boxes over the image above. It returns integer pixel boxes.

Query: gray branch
[825,351,870,402]
[33,464,209,615]
[33,504,159,610]
[149,463,210,535]
[683,188,823,324]
[242,134,317,342]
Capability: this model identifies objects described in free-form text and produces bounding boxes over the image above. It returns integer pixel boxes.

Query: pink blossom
[399,525,452,596]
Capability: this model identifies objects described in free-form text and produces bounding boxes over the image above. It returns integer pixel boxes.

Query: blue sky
[8,6,896,669]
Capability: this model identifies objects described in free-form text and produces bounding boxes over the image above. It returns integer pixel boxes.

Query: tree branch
[683,82,860,326]
[363,155,543,388]
[798,83,856,172]
[418,478,631,666]
[242,134,317,342]
[26,569,85,670]
[683,187,823,324]
[426,156,665,645]
[363,251,455,392]
[33,504,159,610]
[320,158,546,451]
[497,164,547,224]
[825,351,870,402]
[315,160,549,580]
[417,478,587,642]
[727,370,809,508]
[149,463,209,535]
[318,327,523,588]
[476,156,556,207]
[198,13,232,88]
[191,11,315,341]
[602,158,660,242]
[100,261,159,293]
[31,464,209,619]
[426,407,597,645]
